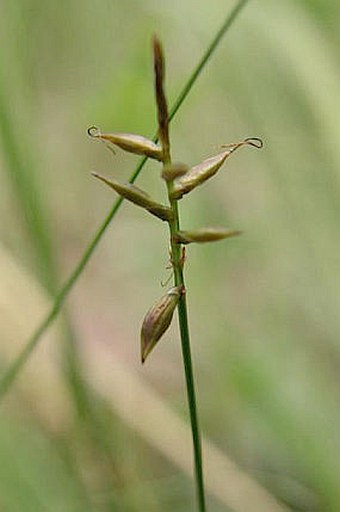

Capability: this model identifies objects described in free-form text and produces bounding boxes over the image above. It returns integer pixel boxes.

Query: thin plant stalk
[0,0,250,399]
[154,32,206,507]
[168,189,206,510]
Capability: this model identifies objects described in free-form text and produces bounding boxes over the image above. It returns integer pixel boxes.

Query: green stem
[161,95,205,508]
[0,0,250,399]
[178,290,205,512]
[167,185,206,511]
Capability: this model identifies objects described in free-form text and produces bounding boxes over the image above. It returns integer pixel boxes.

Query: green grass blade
[0,15,113,450]
[0,80,56,293]
[0,0,250,400]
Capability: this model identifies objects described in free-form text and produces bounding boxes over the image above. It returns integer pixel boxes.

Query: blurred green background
[1,0,340,510]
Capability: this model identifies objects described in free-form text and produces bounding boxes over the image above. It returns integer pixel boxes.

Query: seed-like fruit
[92,172,172,222]
[88,126,163,161]
[173,227,242,244]
[171,138,263,200]
[141,286,184,363]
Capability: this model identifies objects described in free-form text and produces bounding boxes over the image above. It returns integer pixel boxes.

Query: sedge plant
[0,0,250,403]
[0,1,253,508]
[88,37,262,512]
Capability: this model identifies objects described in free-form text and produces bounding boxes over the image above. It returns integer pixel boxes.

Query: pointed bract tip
[153,34,165,82]
[152,34,162,55]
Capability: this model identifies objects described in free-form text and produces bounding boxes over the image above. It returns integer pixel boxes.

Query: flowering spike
[141,286,184,363]
[88,126,163,161]
[173,227,242,245]
[92,172,172,222]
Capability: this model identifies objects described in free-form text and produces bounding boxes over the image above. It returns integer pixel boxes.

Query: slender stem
[178,291,206,512]
[0,0,250,399]
[155,23,206,505]
[167,185,206,511]
[160,95,205,507]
